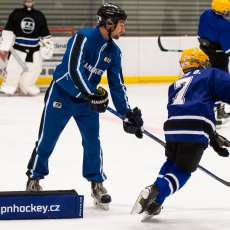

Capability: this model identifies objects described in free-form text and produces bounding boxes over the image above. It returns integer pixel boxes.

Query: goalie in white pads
[0,0,54,96]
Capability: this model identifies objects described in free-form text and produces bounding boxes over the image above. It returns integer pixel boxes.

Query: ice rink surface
[0,84,230,230]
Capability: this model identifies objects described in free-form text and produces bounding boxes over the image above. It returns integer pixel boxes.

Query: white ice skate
[0,85,16,96]
[91,182,111,211]
[131,185,162,221]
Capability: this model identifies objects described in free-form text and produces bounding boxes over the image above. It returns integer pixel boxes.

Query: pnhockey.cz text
[0,204,60,215]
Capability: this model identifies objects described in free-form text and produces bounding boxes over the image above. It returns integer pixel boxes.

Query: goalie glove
[0,30,15,51]
[40,37,54,60]
[0,51,8,78]
[210,132,230,157]
[123,107,143,139]
[86,86,109,113]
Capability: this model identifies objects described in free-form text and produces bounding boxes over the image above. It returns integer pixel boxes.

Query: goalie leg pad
[0,50,26,95]
[19,51,42,96]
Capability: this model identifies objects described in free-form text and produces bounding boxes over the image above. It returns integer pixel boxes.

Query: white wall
[115,36,199,77]
[41,36,200,81]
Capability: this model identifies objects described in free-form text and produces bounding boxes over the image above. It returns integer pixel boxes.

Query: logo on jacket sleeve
[104,57,111,64]
[53,101,62,109]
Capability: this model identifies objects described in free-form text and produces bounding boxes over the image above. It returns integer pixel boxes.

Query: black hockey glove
[123,107,143,139]
[87,86,109,113]
[210,132,230,157]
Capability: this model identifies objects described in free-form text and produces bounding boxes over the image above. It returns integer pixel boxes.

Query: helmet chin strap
[105,20,117,42]
[108,28,112,42]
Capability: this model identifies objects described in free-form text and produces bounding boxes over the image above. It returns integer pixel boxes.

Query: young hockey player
[25,3,143,210]
[0,0,53,96]
[198,0,230,123]
[132,48,230,220]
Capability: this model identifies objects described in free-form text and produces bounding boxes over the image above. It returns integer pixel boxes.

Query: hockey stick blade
[157,36,183,53]
[107,106,230,187]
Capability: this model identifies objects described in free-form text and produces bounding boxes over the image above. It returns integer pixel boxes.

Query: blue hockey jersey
[198,9,230,54]
[164,68,230,146]
[53,27,130,116]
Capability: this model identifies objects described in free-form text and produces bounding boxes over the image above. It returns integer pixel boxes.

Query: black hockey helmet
[97,3,127,27]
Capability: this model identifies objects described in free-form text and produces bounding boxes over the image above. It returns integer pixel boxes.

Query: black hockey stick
[107,106,230,187]
[158,35,183,52]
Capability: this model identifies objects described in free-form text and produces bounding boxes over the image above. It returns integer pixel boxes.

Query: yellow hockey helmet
[180,48,210,73]
[211,0,230,15]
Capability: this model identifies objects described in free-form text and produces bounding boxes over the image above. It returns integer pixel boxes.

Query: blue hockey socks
[154,160,191,204]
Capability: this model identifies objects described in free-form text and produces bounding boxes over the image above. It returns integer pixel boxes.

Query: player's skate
[215,119,222,126]
[217,104,230,119]
[216,104,230,126]
[0,85,16,96]
[26,178,43,192]
[91,182,111,210]
[131,185,162,221]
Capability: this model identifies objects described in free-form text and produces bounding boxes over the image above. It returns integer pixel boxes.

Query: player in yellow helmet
[198,0,230,124]
[211,0,230,15]
[180,48,210,73]
[131,48,230,220]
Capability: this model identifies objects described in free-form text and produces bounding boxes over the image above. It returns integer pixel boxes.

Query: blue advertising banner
[0,190,83,220]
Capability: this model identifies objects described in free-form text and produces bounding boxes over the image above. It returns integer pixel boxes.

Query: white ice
[0,84,230,230]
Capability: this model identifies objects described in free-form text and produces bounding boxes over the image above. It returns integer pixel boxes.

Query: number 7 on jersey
[172,76,193,105]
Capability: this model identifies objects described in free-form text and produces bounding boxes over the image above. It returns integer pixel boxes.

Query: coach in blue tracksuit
[25,3,143,206]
